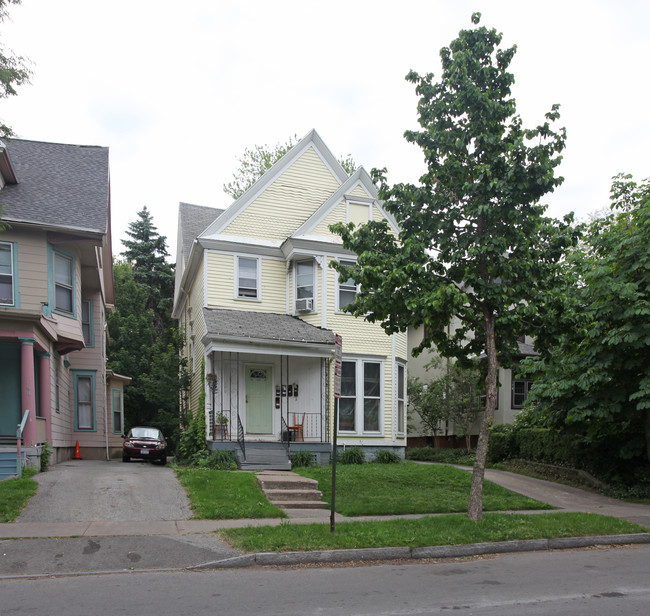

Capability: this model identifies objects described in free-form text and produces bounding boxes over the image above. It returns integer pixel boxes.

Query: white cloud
[2,0,648,256]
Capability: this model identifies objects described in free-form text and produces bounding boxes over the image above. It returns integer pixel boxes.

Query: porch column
[18,337,37,447]
[38,352,52,444]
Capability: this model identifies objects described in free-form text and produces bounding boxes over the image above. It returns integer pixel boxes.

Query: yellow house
[173,130,407,468]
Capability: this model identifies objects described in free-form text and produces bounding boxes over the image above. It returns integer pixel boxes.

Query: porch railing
[16,409,30,479]
[287,412,322,441]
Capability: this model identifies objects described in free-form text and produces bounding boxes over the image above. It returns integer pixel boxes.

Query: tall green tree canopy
[223,135,356,200]
[331,13,575,520]
[523,174,650,468]
[108,211,186,449]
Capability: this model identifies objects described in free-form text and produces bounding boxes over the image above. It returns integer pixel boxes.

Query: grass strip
[0,468,38,522]
[175,468,285,519]
[220,512,646,553]
[296,462,552,516]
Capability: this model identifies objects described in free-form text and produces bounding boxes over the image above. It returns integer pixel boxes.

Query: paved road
[17,459,192,522]
[2,545,650,615]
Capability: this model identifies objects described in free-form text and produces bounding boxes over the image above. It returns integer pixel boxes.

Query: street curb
[188,533,650,570]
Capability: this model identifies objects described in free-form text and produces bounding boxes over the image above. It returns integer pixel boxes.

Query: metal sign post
[331,334,342,533]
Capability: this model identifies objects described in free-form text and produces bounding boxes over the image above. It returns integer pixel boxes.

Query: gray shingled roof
[0,138,109,234]
[179,202,223,264]
[203,308,335,346]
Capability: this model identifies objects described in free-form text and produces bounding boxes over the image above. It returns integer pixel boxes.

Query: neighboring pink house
[0,138,129,478]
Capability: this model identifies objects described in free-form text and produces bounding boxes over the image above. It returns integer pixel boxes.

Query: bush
[40,442,52,472]
[406,447,475,465]
[199,450,238,470]
[177,411,208,464]
[375,449,402,464]
[486,424,517,463]
[339,446,365,464]
[290,450,316,468]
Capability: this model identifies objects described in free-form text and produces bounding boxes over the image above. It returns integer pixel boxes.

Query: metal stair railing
[236,414,245,460]
[16,409,30,478]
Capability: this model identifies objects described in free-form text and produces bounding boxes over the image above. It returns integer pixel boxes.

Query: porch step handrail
[16,408,30,478]
[236,414,245,460]
[280,416,290,453]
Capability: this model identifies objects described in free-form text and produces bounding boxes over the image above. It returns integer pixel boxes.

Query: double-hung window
[237,256,259,299]
[338,359,382,434]
[112,388,124,433]
[337,259,357,310]
[81,300,93,346]
[295,259,314,311]
[511,377,533,408]
[54,251,74,313]
[0,241,15,306]
[74,371,96,431]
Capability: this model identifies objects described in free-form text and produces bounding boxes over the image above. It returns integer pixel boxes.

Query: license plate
[141,449,149,454]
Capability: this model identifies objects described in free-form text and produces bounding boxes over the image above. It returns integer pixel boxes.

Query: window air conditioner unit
[295,298,313,312]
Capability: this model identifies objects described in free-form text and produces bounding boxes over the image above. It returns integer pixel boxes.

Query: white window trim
[0,240,15,306]
[294,258,316,314]
[335,258,359,313]
[338,357,384,436]
[396,362,406,435]
[235,255,262,301]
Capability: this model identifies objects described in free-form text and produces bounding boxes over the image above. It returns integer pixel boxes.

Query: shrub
[290,450,316,468]
[200,450,238,470]
[375,449,402,464]
[406,446,475,465]
[40,442,52,472]
[339,446,365,464]
[486,424,517,463]
[177,410,208,464]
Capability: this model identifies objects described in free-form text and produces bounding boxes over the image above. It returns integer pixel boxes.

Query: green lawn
[221,512,646,553]
[175,468,285,519]
[295,461,552,516]
[0,468,38,522]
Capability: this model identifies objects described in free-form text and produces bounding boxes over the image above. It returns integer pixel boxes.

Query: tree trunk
[467,310,498,521]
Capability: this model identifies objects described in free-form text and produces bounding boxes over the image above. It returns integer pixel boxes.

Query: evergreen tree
[108,210,187,450]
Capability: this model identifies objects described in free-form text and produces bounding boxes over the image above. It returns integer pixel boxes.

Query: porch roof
[203,308,336,348]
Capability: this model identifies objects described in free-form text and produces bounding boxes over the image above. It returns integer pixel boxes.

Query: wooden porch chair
[289,412,305,442]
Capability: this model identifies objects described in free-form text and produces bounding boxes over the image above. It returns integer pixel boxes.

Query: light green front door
[245,365,272,434]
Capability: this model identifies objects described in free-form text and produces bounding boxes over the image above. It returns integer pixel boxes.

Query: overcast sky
[2,0,648,258]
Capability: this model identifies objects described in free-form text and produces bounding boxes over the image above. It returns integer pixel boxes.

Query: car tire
[122,455,130,463]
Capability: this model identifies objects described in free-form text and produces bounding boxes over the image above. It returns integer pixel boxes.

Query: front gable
[201,129,349,244]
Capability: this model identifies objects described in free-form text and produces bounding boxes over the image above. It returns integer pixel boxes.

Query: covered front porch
[201,309,335,468]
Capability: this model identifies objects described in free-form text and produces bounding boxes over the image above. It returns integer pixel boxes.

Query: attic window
[54,251,74,313]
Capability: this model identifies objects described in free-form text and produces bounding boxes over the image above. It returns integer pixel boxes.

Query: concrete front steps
[240,443,292,471]
[257,470,328,511]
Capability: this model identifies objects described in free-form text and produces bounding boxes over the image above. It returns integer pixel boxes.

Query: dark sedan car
[122,427,167,464]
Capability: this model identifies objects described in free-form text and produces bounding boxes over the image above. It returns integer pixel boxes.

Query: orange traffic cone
[73,440,82,460]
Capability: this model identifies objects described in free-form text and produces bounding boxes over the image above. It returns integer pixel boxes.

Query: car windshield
[129,428,161,439]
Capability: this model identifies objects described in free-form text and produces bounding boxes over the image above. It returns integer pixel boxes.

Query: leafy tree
[408,375,449,444]
[223,135,357,200]
[0,0,30,138]
[331,13,575,520]
[524,174,650,471]
[409,362,483,452]
[0,0,31,229]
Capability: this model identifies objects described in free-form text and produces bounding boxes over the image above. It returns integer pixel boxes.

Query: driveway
[17,460,192,522]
